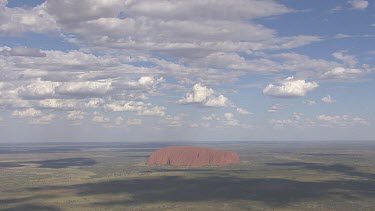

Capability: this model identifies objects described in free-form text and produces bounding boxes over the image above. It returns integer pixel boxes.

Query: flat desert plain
[0,141,374,211]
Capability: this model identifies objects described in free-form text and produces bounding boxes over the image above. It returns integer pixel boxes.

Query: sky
[0,0,374,142]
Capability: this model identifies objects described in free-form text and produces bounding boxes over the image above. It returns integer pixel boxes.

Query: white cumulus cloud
[0,2,57,35]
[202,112,251,128]
[115,116,125,125]
[263,77,319,98]
[92,112,110,123]
[303,100,316,106]
[321,67,363,80]
[56,81,112,96]
[18,80,60,99]
[12,108,42,117]
[321,95,336,103]
[67,110,86,121]
[104,100,166,116]
[236,108,251,115]
[0,46,46,57]
[348,0,369,10]
[39,99,84,110]
[127,118,142,125]
[178,83,231,107]
[332,51,357,67]
[268,104,281,113]
[317,114,369,127]
[12,108,55,124]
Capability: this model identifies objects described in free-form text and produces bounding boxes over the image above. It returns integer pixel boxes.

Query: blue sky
[0,0,374,142]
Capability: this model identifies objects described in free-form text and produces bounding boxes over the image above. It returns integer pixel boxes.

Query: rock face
[147,146,240,167]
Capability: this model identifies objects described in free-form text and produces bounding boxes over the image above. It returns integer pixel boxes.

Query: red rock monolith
[147,146,240,167]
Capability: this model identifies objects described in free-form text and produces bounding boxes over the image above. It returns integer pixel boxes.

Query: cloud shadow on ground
[23,175,375,208]
[266,162,375,180]
[0,158,96,169]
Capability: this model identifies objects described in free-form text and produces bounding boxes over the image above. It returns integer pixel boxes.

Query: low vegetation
[0,141,374,210]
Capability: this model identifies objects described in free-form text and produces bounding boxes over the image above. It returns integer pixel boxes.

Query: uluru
[147,146,240,167]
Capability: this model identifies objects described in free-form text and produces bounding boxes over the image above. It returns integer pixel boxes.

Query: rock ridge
[147,146,240,167]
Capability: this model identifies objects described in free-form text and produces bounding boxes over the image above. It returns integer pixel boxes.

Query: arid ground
[0,141,374,211]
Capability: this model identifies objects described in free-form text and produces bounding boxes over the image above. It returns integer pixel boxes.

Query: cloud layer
[0,0,373,141]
